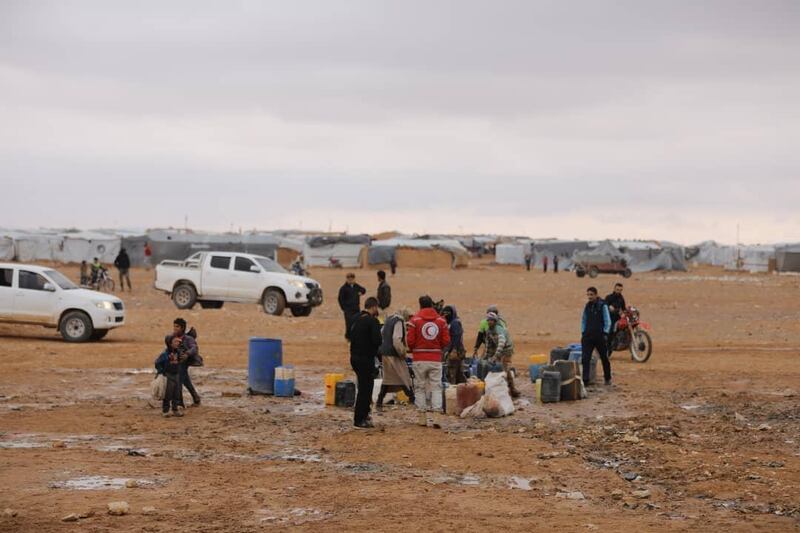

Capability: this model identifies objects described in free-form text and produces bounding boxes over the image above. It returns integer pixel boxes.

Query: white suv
[0,263,125,342]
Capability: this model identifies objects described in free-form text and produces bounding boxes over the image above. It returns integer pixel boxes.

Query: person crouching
[155,337,187,417]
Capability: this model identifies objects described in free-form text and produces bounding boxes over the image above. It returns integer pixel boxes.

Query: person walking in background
[165,318,201,406]
[79,260,89,286]
[376,270,391,317]
[114,248,132,292]
[143,242,153,270]
[442,305,466,385]
[338,273,366,341]
[155,336,186,417]
[524,253,532,271]
[349,297,382,429]
[407,295,450,427]
[543,255,548,273]
[553,255,559,273]
[376,308,415,408]
[581,287,612,387]
[389,255,398,276]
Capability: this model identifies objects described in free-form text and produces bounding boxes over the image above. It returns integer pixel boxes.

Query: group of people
[77,242,153,292]
[340,270,631,429]
[339,271,523,429]
[523,253,560,273]
[154,318,203,417]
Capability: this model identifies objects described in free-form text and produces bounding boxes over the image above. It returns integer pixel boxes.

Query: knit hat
[486,312,499,321]
[486,304,498,314]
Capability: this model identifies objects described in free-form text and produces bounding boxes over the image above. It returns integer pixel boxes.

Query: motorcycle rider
[605,282,627,334]
[581,287,612,387]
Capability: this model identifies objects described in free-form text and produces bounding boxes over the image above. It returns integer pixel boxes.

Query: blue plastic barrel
[248,337,283,395]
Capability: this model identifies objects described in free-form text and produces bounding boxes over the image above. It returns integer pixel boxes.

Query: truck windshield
[44,270,78,290]
[255,257,287,274]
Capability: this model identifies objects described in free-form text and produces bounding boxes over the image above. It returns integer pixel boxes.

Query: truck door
[204,255,232,298]
[228,256,262,300]
[0,267,14,321]
[13,269,58,325]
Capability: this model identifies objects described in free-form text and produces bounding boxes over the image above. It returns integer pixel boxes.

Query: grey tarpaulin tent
[303,235,371,267]
[146,229,284,264]
[776,244,800,272]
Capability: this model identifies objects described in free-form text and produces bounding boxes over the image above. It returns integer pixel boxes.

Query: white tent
[303,242,365,267]
[0,235,14,261]
[53,232,121,264]
[11,231,61,262]
[495,243,526,265]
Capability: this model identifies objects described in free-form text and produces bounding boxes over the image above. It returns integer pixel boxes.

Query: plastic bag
[151,374,166,401]
[460,396,486,418]
[483,371,515,417]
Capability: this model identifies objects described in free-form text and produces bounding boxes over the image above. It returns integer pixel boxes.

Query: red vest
[407,308,450,363]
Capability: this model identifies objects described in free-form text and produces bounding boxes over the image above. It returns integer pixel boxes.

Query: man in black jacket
[350,297,382,429]
[338,273,366,341]
[581,287,612,386]
[113,248,132,292]
[605,282,627,330]
[376,270,391,315]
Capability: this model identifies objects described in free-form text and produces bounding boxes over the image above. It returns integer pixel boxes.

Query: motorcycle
[93,267,115,293]
[608,306,652,362]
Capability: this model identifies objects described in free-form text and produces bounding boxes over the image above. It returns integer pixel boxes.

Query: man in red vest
[407,295,450,427]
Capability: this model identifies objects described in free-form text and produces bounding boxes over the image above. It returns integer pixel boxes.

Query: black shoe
[353,421,370,430]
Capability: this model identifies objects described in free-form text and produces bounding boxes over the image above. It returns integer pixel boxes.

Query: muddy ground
[1,263,799,532]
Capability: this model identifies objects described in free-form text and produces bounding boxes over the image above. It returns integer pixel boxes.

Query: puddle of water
[258,507,332,525]
[50,476,158,490]
[0,440,48,449]
[259,452,322,463]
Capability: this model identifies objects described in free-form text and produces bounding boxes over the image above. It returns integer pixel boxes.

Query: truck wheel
[172,284,197,309]
[199,300,224,309]
[290,306,312,317]
[588,266,599,278]
[575,268,586,278]
[262,289,286,316]
[622,268,632,278]
[60,311,94,343]
[90,329,109,341]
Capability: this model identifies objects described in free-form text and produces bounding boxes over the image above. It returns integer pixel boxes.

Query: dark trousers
[554,262,558,273]
[582,334,611,384]
[118,269,132,291]
[350,356,375,425]
[179,365,200,405]
[525,261,531,271]
[543,263,548,272]
[162,373,183,413]
[343,310,359,340]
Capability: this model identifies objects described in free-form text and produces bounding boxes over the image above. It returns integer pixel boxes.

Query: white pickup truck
[154,252,323,317]
[0,263,126,342]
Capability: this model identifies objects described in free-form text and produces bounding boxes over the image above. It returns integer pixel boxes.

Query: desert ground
[0,261,799,532]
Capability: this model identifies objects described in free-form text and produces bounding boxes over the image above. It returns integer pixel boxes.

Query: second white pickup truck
[154,252,323,316]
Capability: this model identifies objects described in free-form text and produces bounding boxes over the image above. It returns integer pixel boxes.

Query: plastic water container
[445,386,459,415]
[248,337,282,395]
[457,382,482,412]
[568,350,583,365]
[528,354,548,365]
[335,380,356,407]
[324,373,345,406]
[567,342,582,351]
[550,347,571,364]
[540,371,561,403]
[529,364,546,382]
[274,366,295,397]
[535,378,542,403]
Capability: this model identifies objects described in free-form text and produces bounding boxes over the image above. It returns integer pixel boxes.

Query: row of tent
[0,229,472,269]
[495,239,690,273]
[3,228,798,273]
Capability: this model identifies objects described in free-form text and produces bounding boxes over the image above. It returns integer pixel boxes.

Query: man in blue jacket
[581,287,612,386]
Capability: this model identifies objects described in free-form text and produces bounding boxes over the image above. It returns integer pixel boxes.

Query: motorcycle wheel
[630,330,652,363]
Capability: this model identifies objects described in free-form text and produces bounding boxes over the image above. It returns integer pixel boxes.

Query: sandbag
[483,371,515,417]
[151,374,166,401]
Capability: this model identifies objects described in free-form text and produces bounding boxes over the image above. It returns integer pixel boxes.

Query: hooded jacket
[443,305,464,356]
[407,307,450,363]
[114,250,130,270]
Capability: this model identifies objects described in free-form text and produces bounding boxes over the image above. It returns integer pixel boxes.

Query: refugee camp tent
[613,240,688,273]
[731,245,775,273]
[776,244,800,272]
[369,238,470,268]
[9,230,62,262]
[0,234,14,261]
[51,231,121,264]
[531,240,591,270]
[495,243,530,265]
[303,235,371,268]
[146,229,285,264]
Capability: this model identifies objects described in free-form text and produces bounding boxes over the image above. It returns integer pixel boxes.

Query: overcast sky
[1,1,798,244]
